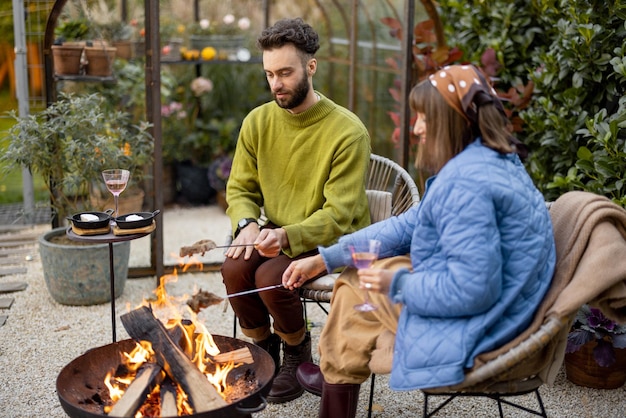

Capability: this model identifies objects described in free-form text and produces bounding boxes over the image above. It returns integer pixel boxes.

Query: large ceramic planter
[39,227,130,306]
[565,340,626,389]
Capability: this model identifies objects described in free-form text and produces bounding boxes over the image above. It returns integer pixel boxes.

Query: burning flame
[104,267,240,416]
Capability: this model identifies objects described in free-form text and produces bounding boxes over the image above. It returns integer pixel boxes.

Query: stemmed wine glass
[101,169,130,218]
[350,239,381,312]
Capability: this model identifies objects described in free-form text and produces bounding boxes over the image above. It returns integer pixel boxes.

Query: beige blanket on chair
[472,191,626,382]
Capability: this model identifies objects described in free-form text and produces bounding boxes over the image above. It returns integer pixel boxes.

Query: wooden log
[212,347,254,364]
[108,362,163,417]
[166,318,195,359]
[159,379,179,417]
[120,306,227,412]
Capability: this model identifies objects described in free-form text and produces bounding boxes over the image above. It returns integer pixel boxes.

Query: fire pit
[56,335,274,418]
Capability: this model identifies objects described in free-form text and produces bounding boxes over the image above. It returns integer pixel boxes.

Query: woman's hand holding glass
[351,239,382,311]
[356,267,395,295]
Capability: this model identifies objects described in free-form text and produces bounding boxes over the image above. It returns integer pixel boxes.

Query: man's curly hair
[257,17,320,58]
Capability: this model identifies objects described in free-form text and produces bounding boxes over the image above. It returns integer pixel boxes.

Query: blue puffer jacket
[320,139,556,390]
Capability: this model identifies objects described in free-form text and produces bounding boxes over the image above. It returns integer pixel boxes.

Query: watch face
[238,218,255,228]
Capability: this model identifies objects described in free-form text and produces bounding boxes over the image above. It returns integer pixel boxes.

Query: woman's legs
[319,264,403,384]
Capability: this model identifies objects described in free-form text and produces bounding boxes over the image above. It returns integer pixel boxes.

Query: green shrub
[438,0,626,204]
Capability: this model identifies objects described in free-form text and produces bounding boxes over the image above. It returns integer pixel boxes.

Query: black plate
[67,210,112,229]
[114,209,160,229]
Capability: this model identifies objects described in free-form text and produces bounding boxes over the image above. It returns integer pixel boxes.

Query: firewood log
[120,306,227,412]
[108,362,163,417]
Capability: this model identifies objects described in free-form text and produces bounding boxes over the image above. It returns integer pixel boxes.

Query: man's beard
[273,74,310,110]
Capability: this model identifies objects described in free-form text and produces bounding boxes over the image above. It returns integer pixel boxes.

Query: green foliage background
[438,0,626,205]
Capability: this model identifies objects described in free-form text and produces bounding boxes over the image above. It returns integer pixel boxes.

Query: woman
[282,64,556,418]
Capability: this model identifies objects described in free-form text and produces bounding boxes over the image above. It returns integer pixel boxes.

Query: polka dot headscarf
[428,65,504,122]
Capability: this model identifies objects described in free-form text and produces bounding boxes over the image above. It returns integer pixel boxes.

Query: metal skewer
[224,284,285,299]
[214,243,256,249]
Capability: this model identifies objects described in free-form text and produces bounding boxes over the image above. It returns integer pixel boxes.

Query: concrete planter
[39,227,130,305]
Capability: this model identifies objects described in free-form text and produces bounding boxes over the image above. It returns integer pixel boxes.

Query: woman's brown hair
[409,80,514,174]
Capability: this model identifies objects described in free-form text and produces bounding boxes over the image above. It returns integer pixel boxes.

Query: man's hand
[282,254,327,290]
[225,223,260,260]
[254,228,288,258]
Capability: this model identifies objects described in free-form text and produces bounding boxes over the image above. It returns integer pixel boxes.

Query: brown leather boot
[254,333,281,376]
[319,381,360,418]
[266,333,312,403]
[296,361,323,396]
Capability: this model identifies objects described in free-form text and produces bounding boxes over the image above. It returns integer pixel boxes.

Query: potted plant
[1,92,153,220]
[174,116,239,205]
[564,304,626,389]
[97,20,134,60]
[0,92,153,305]
[161,70,241,205]
[51,19,90,75]
[207,153,233,212]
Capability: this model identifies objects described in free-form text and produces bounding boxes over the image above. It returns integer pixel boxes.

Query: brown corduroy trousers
[221,249,321,346]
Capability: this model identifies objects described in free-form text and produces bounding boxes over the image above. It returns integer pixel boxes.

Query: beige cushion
[367,190,392,223]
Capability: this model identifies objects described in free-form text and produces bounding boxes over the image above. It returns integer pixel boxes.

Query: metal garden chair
[299,153,421,316]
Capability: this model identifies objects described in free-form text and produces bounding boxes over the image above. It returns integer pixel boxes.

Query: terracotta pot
[84,45,117,76]
[112,40,132,60]
[51,44,84,75]
[565,340,626,389]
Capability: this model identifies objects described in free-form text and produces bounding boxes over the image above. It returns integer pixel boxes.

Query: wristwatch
[235,218,257,236]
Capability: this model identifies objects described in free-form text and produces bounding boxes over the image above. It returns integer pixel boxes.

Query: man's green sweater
[226,92,371,257]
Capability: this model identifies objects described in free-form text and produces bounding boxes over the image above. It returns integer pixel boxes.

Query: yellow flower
[201,46,217,61]
[123,142,132,156]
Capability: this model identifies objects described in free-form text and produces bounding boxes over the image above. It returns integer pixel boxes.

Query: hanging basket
[564,340,626,389]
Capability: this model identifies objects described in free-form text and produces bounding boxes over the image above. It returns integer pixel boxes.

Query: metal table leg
[108,242,116,342]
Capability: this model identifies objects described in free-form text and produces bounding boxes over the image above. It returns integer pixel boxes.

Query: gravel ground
[1,205,625,418]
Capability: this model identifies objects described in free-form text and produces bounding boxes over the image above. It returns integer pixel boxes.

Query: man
[221,17,371,403]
